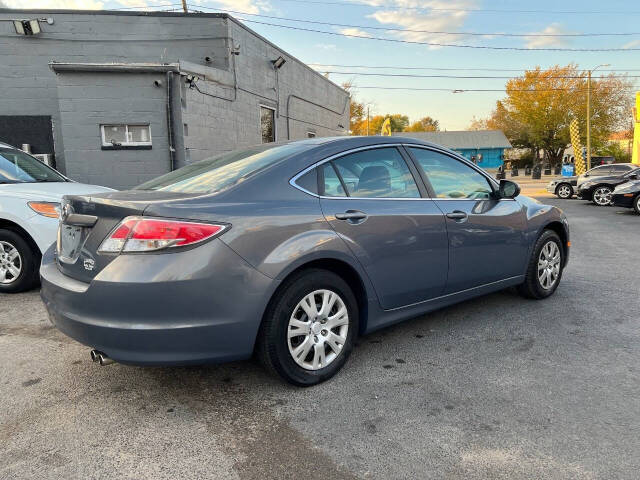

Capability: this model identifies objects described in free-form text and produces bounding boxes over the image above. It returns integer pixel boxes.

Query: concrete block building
[396,130,512,170]
[0,10,349,189]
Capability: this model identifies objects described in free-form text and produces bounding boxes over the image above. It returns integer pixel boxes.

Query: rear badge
[83,258,95,271]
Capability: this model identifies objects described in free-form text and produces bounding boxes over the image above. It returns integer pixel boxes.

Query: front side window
[0,148,66,184]
[136,143,308,193]
[260,106,275,143]
[587,166,610,176]
[101,124,151,147]
[329,148,420,198]
[409,147,493,200]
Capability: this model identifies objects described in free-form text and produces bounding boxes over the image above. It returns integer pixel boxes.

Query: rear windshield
[136,144,308,193]
[0,148,66,184]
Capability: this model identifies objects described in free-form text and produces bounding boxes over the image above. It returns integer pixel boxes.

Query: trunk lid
[56,190,198,282]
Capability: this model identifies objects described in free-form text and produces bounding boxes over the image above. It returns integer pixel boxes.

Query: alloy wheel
[557,185,571,199]
[593,187,612,206]
[0,241,22,285]
[537,241,561,290]
[287,289,349,371]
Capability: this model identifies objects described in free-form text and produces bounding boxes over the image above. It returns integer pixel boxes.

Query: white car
[0,143,113,293]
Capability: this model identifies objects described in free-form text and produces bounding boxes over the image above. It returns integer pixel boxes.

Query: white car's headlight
[27,201,60,219]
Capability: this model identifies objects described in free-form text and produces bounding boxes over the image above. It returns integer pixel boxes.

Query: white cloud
[524,23,571,49]
[0,0,103,7]
[339,27,373,38]
[357,0,478,49]
[314,43,338,51]
[193,0,271,14]
[623,39,640,49]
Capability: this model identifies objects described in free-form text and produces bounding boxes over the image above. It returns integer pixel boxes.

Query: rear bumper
[611,193,635,208]
[40,241,278,366]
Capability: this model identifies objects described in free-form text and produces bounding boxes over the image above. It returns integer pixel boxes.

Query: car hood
[0,182,115,201]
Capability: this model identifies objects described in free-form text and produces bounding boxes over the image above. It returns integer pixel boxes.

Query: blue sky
[12,0,640,130]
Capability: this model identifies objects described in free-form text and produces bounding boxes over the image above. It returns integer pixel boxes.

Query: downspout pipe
[166,71,176,172]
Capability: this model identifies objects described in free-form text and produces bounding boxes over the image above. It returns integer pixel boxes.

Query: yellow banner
[633,92,639,165]
[570,119,586,175]
[381,117,392,136]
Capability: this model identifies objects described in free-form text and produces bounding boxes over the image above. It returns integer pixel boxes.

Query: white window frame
[259,105,276,144]
[100,124,152,147]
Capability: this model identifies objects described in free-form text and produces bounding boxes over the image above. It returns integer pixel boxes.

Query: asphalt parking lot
[1,197,639,479]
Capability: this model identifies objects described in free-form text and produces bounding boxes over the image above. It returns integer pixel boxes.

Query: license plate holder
[57,224,84,264]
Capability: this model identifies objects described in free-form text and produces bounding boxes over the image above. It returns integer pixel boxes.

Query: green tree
[406,116,440,132]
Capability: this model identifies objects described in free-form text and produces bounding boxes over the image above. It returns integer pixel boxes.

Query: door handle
[446,211,468,221]
[335,210,367,221]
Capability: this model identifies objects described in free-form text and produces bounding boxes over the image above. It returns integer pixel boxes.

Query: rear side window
[322,163,347,197]
[295,169,318,194]
[329,148,420,198]
[136,143,307,193]
[611,164,632,173]
[409,147,493,199]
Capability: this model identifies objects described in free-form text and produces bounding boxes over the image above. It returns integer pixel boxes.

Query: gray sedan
[41,136,569,385]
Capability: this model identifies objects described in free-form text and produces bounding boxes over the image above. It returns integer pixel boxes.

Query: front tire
[592,186,613,206]
[518,230,564,300]
[634,195,640,215]
[257,269,359,386]
[555,183,573,199]
[0,229,40,294]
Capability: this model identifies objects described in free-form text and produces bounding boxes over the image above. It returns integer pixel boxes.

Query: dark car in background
[547,163,638,199]
[40,136,570,386]
[612,180,640,214]
[578,167,640,206]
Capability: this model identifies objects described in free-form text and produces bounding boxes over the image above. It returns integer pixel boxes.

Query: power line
[197,7,640,37]
[232,17,640,51]
[308,63,640,72]
[350,85,640,92]
[319,71,640,80]
[275,0,640,15]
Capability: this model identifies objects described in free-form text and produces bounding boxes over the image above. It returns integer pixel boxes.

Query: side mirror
[498,179,520,199]
[629,174,639,180]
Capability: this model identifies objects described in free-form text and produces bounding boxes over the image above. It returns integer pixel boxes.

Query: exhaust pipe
[90,349,114,366]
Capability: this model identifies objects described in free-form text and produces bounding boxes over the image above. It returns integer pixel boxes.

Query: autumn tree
[406,116,440,132]
[467,116,489,131]
[485,64,633,164]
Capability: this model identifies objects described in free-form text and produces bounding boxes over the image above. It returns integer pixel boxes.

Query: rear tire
[555,183,573,199]
[257,269,359,386]
[0,229,40,294]
[518,230,564,300]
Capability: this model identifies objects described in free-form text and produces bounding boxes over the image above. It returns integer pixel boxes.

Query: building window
[260,106,275,143]
[307,131,316,138]
[100,124,152,149]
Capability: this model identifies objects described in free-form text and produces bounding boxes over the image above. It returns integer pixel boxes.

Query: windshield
[624,168,640,178]
[136,143,309,193]
[0,148,66,184]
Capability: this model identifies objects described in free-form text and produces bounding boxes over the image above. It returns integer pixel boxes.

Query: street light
[586,63,610,170]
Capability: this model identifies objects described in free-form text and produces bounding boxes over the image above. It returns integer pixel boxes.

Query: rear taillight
[98,217,228,253]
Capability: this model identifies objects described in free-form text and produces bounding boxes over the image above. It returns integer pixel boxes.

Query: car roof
[0,141,16,149]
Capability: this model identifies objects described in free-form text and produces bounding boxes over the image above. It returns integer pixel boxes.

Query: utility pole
[367,106,370,136]
[181,0,188,13]
[586,64,609,171]
[586,70,591,171]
